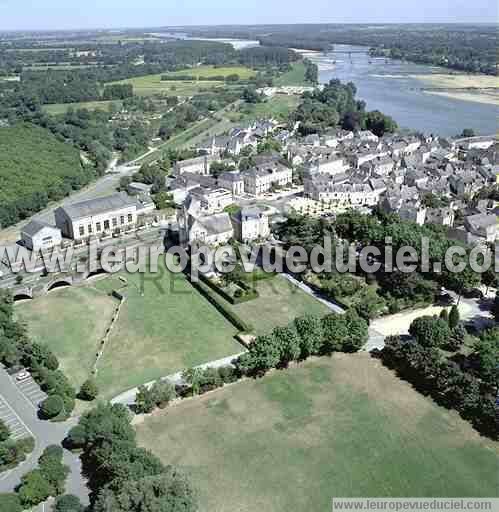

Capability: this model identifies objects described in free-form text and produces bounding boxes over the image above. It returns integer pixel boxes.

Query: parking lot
[15,374,47,409]
[0,394,33,442]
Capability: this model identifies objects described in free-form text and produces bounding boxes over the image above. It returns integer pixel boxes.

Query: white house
[21,220,62,252]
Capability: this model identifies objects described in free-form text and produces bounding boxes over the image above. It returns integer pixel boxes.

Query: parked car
[16,370,30,382]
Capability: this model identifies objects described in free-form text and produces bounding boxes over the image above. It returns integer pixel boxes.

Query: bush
[78,378,99,401]
[217,366,239,384]
[0,419,10,442]
[54,494,84,512]
[409,316,451,348]
[40,395,64,419]
[18,469,55,508]
[65,425,86,450]
[16,436,35,455]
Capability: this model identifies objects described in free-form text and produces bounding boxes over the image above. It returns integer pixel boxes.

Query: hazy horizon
[0,0,497,32]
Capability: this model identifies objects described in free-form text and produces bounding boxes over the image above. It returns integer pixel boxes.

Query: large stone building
[242,162,292,197]
[54,193,146,241]
[231,207,270,243]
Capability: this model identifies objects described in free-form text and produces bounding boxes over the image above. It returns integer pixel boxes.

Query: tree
[364,110,398,136]
[493,292,499,322]
[38,445,69,496]
[134,385,156,414]
[474,328,499,386]
[182,367,204,396]
[79,378,99,401]
[65,425,86,450]
[461,128,475,137]
[482,268,498,294]
[0,418,10,442]
[0,494,22,512]
[321,313,349,353]
[293,315,324,359]
[409,316,452,348]
[18,469,54,508]
[448,305,460,329]
[54,494,84,512]
[272,326,301,366]
[149,379,176,408]
[439,309,449,323]
[40,395,64,419]
[93,470,197,512]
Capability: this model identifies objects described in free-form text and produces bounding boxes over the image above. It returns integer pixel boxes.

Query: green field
[93,259,242,398]
[15,286,117,388]
[111,65,254,97]
[228,275,330,335]
[275,62,310,86]
[165,65,256,80]
[137,354,499,512]
[240,95,300,120]
[15,259,243,399]
[42,99,122,115]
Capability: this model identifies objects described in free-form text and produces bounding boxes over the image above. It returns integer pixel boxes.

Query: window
[79,226,85,236]
[42,236,53,242]
[120,216,125,225]
[96,222,102,232]
[127,214,133,223]
[112,217,117,227]
[88,224,93,234]
[104,220,110,230]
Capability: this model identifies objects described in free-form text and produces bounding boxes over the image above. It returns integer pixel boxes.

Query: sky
[0,0,497,31]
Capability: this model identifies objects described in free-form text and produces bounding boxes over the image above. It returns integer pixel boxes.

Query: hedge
[198,273,259,305]
[188,278,254,333]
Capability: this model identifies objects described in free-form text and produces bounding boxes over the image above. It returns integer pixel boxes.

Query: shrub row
[198,273,259,305]
[188,277,254,333]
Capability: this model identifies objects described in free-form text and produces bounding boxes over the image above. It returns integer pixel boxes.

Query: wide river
[308,44,498,136]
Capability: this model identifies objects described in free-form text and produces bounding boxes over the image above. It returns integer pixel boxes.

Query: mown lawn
[14,286,117,388]
[229,275,330,335]
[95,258,242,398]
[137,354,499,512]
[240,95,300,120]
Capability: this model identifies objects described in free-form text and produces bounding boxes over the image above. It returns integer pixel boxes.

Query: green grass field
[137,354,499,512]
[94,259,242,398]
[15,286,117,388]
[275,62,310,86]
[240,95,301,120]
[165,65,256,80]
[228,275,329,335]
[111,66,254,97]
[42,99,122,115]
[15,259,243,398]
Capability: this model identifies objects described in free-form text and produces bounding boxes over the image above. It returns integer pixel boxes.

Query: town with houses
[14,118,498,258]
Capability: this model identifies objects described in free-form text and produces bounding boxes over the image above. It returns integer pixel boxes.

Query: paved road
[0,367,89,506]
[111,352,247,407]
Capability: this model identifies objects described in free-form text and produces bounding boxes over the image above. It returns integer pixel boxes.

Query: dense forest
[0,123,92,228]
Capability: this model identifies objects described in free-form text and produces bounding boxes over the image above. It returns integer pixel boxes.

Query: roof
[57,193,137,220]
[22,220,58,237]
[466,213,497,230]
[198,213,233,235]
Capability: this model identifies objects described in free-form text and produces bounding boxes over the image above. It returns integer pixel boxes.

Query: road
[0,367,89,506]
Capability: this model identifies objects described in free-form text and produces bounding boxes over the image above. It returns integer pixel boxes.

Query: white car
[16,371,30,382]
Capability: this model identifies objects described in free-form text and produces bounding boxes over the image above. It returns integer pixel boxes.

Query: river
[308,44,498,136]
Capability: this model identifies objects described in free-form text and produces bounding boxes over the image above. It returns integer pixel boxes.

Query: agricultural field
[42,99,123,115]
[229,275,330,335]
[111,65,254,97]
[137,354,499,512]
[14,285,117,389]
[164,65,256,80]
